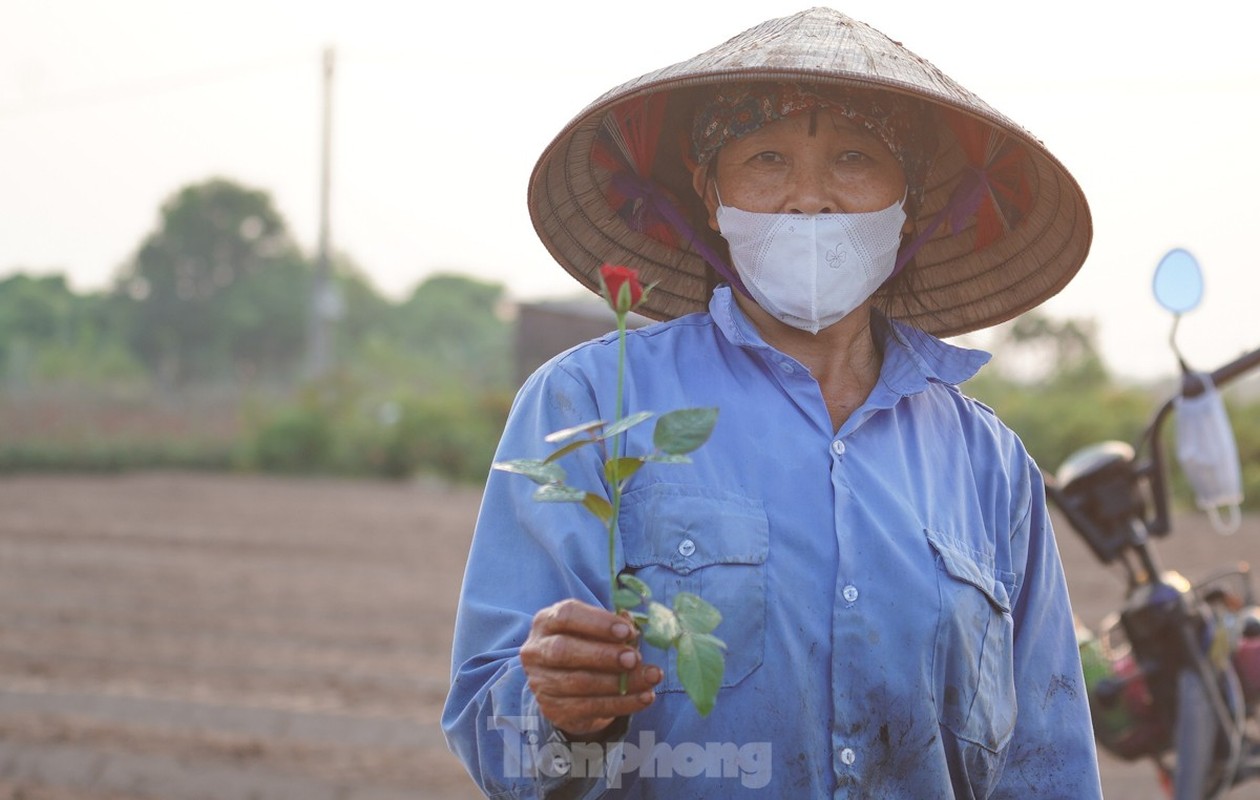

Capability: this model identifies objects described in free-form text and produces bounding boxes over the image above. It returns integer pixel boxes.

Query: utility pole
[307,45,340,380]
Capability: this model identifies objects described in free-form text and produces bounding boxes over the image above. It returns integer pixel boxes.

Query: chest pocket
[619,483,768,693]
[925,527,1018,754]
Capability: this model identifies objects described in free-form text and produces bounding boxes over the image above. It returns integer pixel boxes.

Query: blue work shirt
[443,287,1102,798]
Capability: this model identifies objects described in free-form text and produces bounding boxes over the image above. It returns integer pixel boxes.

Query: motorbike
[1044,248,1260,799]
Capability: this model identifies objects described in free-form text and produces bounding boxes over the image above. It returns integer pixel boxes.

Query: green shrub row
[0,441,236,474]
[0,378,512,483]
[239,380,512,482]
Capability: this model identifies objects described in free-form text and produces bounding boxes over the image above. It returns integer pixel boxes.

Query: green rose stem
[491,264,725,717]
[599,278,639,692]
[608,287,630,693]
[609,297,627,605]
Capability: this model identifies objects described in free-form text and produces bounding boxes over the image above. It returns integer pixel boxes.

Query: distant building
[514,298,652,386]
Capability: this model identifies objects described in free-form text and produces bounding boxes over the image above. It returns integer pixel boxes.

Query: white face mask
[715,194,907,334]
[1175,375,1244,534]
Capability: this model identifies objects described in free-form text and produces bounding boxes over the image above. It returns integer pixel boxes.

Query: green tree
[977,311,1109,391]
[214,257,311,383]
[0,273,74,342]
[391,273,511,391]
[0,273,71,387]
[115,178,309,385]
[966,311,1148,475]
[332,255,394,355]
[0,273,144,389]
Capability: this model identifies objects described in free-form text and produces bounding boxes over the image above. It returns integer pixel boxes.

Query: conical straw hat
[528,6,1091,337]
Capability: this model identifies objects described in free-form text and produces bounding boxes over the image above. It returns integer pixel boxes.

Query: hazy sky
[2,0,1257,380]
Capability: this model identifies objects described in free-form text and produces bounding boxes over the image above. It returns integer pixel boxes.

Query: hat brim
[528,8,1091,337]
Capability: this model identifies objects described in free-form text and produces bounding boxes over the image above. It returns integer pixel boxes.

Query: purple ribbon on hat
[610,171,750,297]
[893,165,990,275]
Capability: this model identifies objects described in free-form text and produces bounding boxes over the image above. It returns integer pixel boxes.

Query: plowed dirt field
[1,472,1256,799]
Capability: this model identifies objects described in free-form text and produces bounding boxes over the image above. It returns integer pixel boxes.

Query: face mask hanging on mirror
[1175,373,1244,534]
[715,194,907,334]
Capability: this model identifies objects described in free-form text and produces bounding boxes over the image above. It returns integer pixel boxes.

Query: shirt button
[678,538,696,557]
[831,440,846,456]
[840,747,856,766]
[842,584,859,603]
[778,360,794,374]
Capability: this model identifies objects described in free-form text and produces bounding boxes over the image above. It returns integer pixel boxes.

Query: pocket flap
[924,528,1011,613]
[621,483,769,574]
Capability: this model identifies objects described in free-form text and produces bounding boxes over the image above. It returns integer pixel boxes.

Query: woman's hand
[521,598,662,737]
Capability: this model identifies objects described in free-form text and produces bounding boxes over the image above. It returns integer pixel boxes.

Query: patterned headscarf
[691,82,938,210]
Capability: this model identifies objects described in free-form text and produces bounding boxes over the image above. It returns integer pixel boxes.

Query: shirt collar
[874,313,991,394]
[709,285,772,351]
[707,285,991,394]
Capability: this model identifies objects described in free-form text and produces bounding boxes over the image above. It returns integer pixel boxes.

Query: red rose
[599,264,643,314]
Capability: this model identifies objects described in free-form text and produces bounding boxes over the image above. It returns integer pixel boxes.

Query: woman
[444,8,1101,798]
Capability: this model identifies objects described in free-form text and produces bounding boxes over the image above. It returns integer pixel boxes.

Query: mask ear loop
[702,177,752,298]
[1208,504,1242,535]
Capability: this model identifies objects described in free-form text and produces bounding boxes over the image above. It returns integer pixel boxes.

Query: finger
[538,686,657,731]
[521,632,640,673]
[528,663,663,699]
[532,599,635,643]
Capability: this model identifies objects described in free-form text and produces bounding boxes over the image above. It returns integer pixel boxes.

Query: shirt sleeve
[993,455,1103,799]
[441,358,626,799]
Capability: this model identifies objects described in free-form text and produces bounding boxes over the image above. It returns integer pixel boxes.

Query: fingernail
[639,690,655,704]
[647,666,662,683]
[611,622,631,639]
[618,650,638,669]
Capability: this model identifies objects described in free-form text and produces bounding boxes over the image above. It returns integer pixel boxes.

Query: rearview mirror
[1152,248,1204,315]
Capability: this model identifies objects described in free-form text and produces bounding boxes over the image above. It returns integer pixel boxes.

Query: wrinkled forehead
[691,82,929,169]
[716,106,887,149]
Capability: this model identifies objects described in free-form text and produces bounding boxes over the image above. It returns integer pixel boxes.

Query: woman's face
[693,108,908,228]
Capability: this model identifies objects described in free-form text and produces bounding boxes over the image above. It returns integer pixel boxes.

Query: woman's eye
[837,150,869,163]
[750,151,785,164]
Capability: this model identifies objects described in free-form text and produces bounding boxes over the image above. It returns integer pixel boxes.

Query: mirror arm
[1169,313,1183,370]
[1208,345,1260,390]
[1168,313,1199,381]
